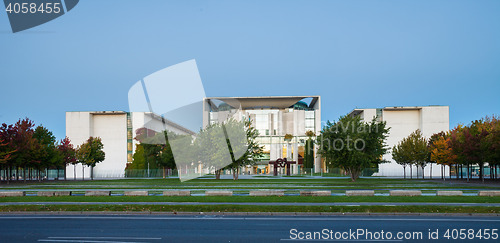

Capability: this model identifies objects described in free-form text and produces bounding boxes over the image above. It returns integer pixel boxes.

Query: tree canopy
[392,130,430,179]
[318,114,389,182]
[76,137,105,180]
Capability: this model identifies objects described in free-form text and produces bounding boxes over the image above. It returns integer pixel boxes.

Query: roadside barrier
[478,191,500,196]
[0,191,25,197]
[205,191,233,196]
[163,191,191,196]
[345,190,375,196]
[300,190,331,196]
[436,191,463,196]
[85,191,111,196]
[389,190,422,196]
[249,190,285,196]
[124,191,149,196]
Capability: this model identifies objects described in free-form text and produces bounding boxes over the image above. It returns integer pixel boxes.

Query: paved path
[2,201,500,207]
[0,214,499,242]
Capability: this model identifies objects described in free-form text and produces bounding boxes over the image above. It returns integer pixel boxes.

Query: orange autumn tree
[429,132,456,180]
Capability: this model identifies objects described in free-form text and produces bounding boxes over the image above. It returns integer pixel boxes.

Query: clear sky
[0,0,499,140]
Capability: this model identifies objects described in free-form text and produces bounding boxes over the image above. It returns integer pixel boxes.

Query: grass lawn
[1,178,499,213]
[1,178,497,190]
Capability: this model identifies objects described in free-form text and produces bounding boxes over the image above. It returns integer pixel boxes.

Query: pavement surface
[0,214,499,242]
[1,201,500,207]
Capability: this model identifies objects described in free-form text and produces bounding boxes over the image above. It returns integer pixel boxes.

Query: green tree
[410,130,430,179]
[130,129,180,177]
[392,130,429,179]
[129,144,146,170]
[193,122,229,179]
[192,119,263,180]
[77,137,105,180]
[318,114,389,182]
[225,119,263,180]
[32,125,59,182]
[304,130,315,170]
[392,140,412,179]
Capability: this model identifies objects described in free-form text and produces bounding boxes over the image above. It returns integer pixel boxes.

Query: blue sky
[0,0,499,140]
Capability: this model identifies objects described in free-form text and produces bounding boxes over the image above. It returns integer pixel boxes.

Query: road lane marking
[281,239,403,242]
[38,240,146,243]
[48,237,161,240]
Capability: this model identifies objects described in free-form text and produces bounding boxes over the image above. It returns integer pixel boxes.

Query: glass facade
[126,113,133,162]
[205,98,320,175]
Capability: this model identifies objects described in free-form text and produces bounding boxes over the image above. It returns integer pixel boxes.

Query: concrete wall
[66,111,192,179]
[66,112,93,179]
[357,106,450,177]
[66,112,127,179]
[92,114,127,178]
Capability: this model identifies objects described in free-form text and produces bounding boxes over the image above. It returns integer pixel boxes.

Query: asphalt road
[0,214,499,242]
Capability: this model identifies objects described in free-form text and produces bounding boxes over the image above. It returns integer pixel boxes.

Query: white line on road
[281,239,403,242]
[38,240,147,243]
[48,237,161,240]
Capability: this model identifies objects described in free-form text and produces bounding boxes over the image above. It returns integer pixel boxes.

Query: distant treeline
[0,118,105,183]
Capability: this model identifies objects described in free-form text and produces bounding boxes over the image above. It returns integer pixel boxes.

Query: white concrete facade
[65,111,192,179]
[349,106,450,177]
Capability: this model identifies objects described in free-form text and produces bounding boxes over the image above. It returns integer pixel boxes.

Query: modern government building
[65,96,449,179]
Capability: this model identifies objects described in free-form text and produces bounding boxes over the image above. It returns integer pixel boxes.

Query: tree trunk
[430,164,432,180]
[403,166,406,179]
[422,166,425,180]
[349,169,359,182]
[215,169,221,180]
[74,164,76,180]
[481,163,484,183]
[23,167,26,183]
[410,166,412,179]
[82,165,84,181]
[91,166,94,180]
[467,164,470,182]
